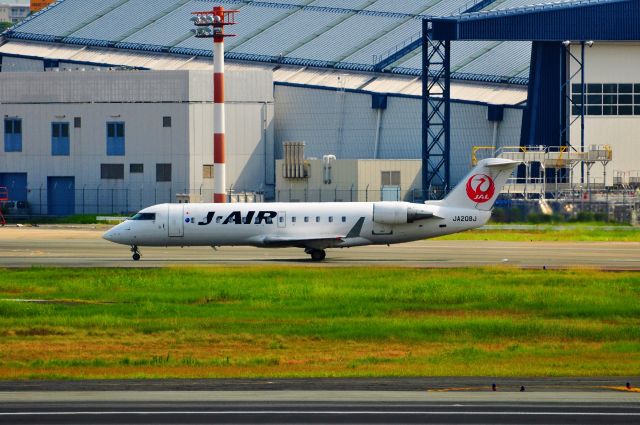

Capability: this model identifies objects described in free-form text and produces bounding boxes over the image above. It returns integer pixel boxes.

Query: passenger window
[266,217,273,224]
[342,216,346,222]
[304,217,309,223]
[216,216,222,223]
[279,216,284,223]
[315,216,320,223]
[329,217,334,223]
[292,217,296,223]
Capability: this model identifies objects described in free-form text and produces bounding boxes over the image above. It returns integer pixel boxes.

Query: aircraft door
[168,204,184,237]
[277,211,286,228]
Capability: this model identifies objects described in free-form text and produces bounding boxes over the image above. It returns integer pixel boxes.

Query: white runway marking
[2,411,640,416]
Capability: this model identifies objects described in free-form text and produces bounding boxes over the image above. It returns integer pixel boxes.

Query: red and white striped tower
[192,7,237,203]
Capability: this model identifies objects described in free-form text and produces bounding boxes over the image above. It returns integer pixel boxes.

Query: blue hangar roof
[1,0,619,84]
[430,0,639,41]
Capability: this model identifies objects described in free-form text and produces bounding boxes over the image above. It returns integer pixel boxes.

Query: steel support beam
[422,19,450,200]
[560,41,587,184]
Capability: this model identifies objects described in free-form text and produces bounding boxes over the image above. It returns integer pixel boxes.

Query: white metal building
[0,4,29,24]
[569,42,640,186]
[0,69,274,214]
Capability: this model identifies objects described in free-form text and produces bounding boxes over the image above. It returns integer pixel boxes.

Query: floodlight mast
[191,6,238,203]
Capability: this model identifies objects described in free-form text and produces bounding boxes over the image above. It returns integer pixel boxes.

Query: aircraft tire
[132,253,141,261]
[310,249,326,262]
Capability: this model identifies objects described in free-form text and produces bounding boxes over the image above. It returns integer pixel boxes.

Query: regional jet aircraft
[103,158,518,261]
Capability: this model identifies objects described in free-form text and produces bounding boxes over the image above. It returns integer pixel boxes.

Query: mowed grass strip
[442,225,640,242]
[0,266,639,379]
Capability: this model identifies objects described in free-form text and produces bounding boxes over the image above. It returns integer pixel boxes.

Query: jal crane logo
[465,174,495,203]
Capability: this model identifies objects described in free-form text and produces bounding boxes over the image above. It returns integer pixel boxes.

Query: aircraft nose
[103,224,129,244]
[102,229,118,242]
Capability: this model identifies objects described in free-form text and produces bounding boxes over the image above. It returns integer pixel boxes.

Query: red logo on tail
[466,174,495,203]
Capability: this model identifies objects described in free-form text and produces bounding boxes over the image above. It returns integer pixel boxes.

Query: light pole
[191,6,237,203]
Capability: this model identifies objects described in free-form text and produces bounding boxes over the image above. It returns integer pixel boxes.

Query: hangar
[0,0,638,214]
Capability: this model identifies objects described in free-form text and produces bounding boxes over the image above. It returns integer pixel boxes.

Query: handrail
[472,144,614,165]
[471,146,495,165]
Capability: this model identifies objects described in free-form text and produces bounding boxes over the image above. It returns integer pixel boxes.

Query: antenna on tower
[190,6,238,203]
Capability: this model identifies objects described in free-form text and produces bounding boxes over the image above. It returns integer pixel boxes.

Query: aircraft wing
[260,234,346,247]
[260,217,366,247]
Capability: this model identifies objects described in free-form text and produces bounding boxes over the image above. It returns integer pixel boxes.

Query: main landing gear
[306,249,326,262]
[130,245,141,261]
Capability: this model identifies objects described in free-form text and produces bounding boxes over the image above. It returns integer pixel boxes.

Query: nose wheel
[306,249,326,262]
[130,245,141,261]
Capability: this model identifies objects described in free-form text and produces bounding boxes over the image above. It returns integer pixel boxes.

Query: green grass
[442,225,640,242]
[32,215,126,225]
[2,214,127,225]
[0,266,639,379]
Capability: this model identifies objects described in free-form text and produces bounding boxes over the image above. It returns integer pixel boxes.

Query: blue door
[0,173,27,201]
[47,177,75,216]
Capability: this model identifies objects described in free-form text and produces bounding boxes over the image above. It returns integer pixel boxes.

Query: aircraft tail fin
[440,158,519,211]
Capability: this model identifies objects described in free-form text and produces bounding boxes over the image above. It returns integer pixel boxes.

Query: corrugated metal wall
[274,84,523,185]
[1,56,45,72]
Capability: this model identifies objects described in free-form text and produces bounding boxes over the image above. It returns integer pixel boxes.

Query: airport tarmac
[1,391,639,424]
[0,225,639,269]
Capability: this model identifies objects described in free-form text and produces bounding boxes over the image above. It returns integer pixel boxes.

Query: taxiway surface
[1,391,639,424]
[0,226,638,268]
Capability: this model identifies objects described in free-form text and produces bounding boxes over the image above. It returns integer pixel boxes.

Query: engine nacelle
[373,202,433,225]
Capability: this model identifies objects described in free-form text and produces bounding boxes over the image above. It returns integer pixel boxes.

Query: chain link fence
[3,186,266,216]
[2,185,639,225]
[275,187,424,203]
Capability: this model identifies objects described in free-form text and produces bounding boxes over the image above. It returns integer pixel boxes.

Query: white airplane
[103,158,518,261]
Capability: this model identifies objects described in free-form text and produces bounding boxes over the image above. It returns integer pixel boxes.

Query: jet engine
[372,202,433,225]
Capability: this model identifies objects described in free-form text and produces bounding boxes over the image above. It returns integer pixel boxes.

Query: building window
[51,122,70,156]
[156,163,172,182]
[572,83,640,116]
[203,165,214,179]
[4,118,22,152]
[74,117,82,128]
[619,105,633,115]
[101,164,124,179]
[381,171,401,186]
[130,164,144,173]
[163,116,172,128]
[106,122,125,156]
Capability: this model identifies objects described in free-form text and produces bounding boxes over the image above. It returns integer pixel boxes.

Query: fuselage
[102,158,518,261]
[103,201,491,249]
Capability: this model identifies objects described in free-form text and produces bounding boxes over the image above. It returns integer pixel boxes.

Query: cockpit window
[130,213,156,221]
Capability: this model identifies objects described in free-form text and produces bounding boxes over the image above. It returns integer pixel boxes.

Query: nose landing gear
[130,245,141,261]
[306,249,326,262]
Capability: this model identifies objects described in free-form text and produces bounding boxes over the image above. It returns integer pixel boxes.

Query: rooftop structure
[2,0,584,85]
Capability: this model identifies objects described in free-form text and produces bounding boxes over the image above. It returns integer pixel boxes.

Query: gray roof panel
[8,0,585,83]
